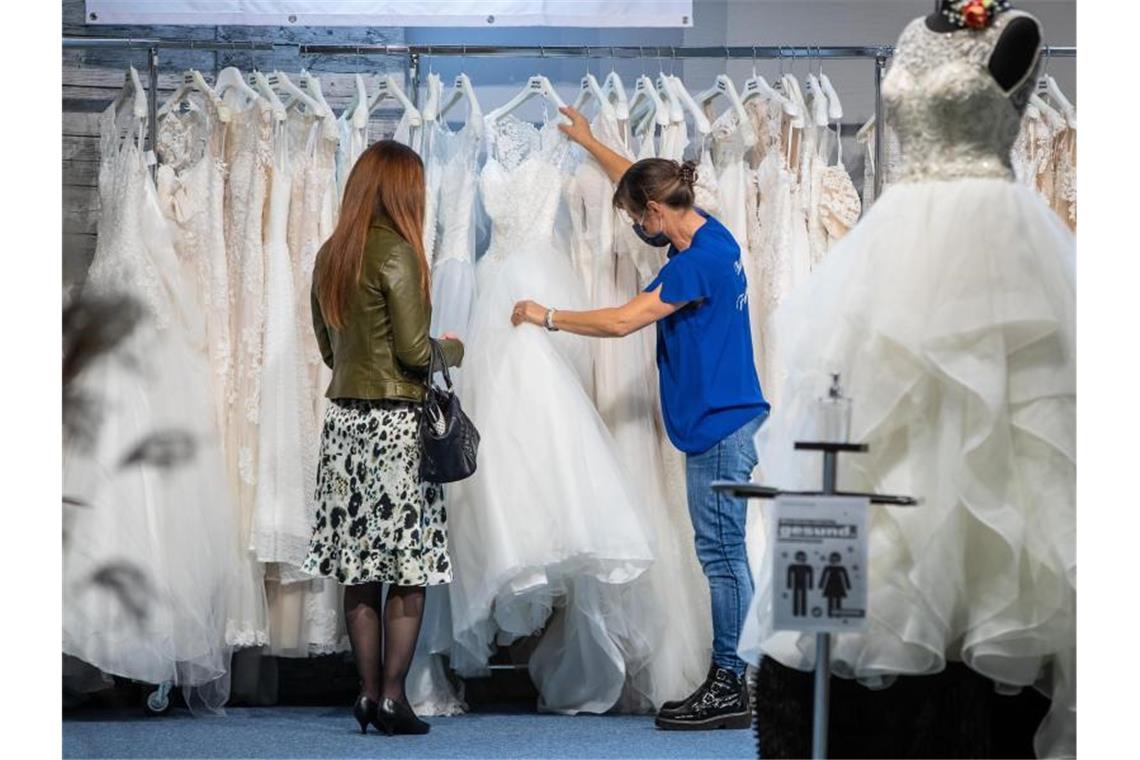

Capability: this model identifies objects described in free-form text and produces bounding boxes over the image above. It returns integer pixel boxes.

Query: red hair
[316,140,429,330]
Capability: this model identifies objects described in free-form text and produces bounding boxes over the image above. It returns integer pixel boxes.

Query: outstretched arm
[558,106,634,184]
[511,285,681,338]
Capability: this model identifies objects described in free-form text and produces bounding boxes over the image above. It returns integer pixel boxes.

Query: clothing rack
[63,36,1077,200]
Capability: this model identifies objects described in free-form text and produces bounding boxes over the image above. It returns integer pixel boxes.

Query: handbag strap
[425,338,454,392]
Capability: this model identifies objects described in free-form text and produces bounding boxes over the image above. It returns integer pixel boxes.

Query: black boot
[655,665,751,731]
[657,664,718,718]
[375,697,431,736]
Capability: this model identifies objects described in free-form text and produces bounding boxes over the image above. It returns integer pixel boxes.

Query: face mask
[632,222,672,248]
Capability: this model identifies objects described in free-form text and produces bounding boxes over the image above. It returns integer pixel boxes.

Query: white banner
[84,1,694,27]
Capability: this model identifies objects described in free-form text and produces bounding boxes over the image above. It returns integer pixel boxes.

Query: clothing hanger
[780,55,808,129]
[629,73,670,134]
[1027,91,1066,131]
[742,46,793,115]
[158,69,231,122]
[340,73,371,128]
[299,70,333,118]
[652,49,685,125]
[1037,56,1076,129]
[439,72,483,126]
[696,71,757,147]
[668,74,712,136]
[815,47,844,122]
[215,66,260,106]
[247,70,287,122]
[368,74,423,127]
[572,53,617,122]
[601,49,630,121]
[806,73,829,127]
[112,65,148,121]
[486,71,569,127]
[421,72,444,124]
[268,70,327,117]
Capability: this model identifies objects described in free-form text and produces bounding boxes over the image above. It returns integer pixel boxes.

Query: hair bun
[678,160,698,187]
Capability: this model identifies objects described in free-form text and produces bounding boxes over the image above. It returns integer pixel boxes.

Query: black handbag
[418,339,480,483]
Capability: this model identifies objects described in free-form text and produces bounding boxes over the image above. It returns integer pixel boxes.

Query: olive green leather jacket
[311,217,463,403]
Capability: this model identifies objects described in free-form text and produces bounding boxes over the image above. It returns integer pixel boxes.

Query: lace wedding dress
[63,76,244,712]
[740,13,1075,758]
[446,115,654,713]
[219,84,274,648]
[154,94,231,442]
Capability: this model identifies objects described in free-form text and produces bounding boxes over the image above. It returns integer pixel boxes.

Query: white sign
[84,1,694,27]
[771,495,868,633]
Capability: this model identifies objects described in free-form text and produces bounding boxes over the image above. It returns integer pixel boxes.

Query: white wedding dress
[446,115,654,713]
[740,12,1075,758]
[63,76,244,713]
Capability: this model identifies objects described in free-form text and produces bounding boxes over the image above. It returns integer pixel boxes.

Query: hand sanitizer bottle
[818,373,852,443]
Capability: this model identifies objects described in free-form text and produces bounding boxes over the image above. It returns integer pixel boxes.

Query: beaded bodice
[884,11,1042,183]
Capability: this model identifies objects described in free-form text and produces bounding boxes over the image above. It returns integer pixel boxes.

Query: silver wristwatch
[544,308,559,332]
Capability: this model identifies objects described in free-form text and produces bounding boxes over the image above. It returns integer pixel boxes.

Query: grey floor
[63,706,758,759]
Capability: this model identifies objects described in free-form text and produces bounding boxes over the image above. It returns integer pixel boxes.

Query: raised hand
[557,106,594,146]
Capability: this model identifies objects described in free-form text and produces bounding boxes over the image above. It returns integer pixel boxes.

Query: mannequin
[926,1,1041,90]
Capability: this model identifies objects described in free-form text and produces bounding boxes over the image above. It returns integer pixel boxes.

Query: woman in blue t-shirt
[510,106,770,731]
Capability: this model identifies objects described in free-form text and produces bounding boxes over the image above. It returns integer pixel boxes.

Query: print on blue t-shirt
[645,212,770,455]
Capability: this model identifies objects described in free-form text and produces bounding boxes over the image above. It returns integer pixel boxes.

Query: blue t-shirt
[645,212,769,455]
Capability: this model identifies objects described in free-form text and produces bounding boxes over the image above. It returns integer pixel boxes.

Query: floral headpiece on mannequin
[942,0,1014,30]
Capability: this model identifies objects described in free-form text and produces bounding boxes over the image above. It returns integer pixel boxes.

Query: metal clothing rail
[296,42,1073,200]
[63,35,1077,198]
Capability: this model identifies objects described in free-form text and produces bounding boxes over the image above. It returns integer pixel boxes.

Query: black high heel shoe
[375,697,431,735]
[352,695,378,734]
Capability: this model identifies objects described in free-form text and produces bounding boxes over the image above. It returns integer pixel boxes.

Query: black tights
[343,582,426,704]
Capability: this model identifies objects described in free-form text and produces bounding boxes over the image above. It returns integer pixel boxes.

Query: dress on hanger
[740,13,1075,758]
[446,115,654,714]
[154,94,232,443]
[259,105,349,658]
[429,114,482,343]
[220,85,273,648]
[751,93,811,410]
[63,78,243,713]
[566,107,713,710]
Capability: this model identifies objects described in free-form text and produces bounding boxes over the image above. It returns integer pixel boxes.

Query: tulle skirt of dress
[446,239,655,713]
[63,318,243,714]
[738,178,1075,758]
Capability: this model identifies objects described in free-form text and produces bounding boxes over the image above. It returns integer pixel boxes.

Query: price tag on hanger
[771,495,869,633]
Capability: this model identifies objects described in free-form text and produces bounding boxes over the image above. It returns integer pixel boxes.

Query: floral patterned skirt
[301,399,452,587]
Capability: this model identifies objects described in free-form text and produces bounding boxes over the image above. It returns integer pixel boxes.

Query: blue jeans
[685,412,766,676]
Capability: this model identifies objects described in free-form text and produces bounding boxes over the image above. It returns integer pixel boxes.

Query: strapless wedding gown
[739,12,1075,758]
[446,116,654,714]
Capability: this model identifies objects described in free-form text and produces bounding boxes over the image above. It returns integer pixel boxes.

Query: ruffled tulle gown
[738,12,1075,758]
